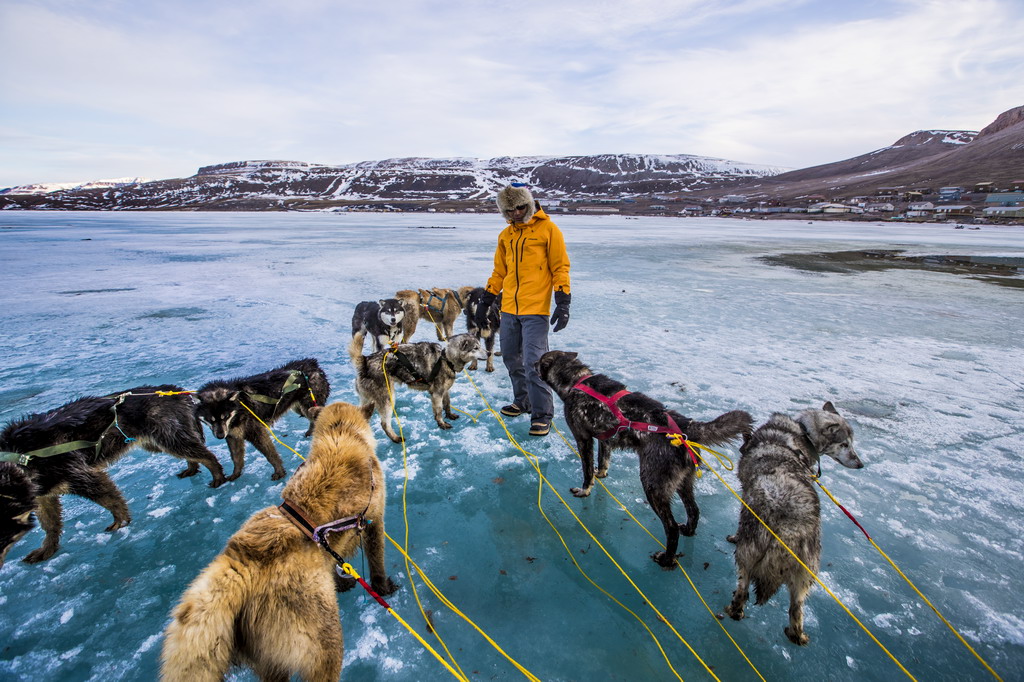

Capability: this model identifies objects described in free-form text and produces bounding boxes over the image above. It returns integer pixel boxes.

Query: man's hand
[475,290,497,329]
[550,291,570,332]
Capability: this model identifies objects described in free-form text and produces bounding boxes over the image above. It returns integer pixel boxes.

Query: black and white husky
[724,402,863,645]
[352,298,405,352]
[536,350,753,567]
[463,287,501,372]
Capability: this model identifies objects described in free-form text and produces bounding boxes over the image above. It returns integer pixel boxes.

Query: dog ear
[13,511,33,524]
[230,390,242,403]
[378,299,386,306]
[822,401,838,414]
[567,352,579,360]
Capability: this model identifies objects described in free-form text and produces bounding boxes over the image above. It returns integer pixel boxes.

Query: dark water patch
[164,253,227,262]
[408,225,456,229]
[57,287,136,295]
[761,250,1024,284]
[139,307,209,321]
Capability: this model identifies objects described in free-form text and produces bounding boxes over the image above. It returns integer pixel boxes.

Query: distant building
[1011,180,1024,192]
[984,192,1024,206]
[983,206,1024,218]
[718,194,749,204]
[973,181,995,193]
[865,202,895,212]
[578,206,619,213]
[934,204,975,217]
[938,186,965,201]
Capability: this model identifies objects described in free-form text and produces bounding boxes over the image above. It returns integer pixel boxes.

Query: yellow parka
[485,208,571,316]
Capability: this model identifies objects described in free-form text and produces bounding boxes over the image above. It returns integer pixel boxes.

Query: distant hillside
[713,105,1024,200]
[0,154,786,211]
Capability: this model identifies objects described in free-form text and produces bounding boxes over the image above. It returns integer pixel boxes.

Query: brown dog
[160,401,397,682]
[395,287,472,342]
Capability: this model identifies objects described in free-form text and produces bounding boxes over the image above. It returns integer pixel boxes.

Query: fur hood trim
[496,185,536,224]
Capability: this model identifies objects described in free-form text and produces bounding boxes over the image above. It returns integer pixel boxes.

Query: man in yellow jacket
[476,184,571,436]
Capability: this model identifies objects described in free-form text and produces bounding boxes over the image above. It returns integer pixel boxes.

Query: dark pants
[499,313,553,423]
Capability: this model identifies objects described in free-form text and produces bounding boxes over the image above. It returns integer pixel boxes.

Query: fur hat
[496,185,535,224]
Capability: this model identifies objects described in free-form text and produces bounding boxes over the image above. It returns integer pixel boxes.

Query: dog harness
[0,393,136,466]
[242,370,316,408]
[389,350,454,385]
[423,289,463,313]
[278,467,376,545]
[572,376,702,469]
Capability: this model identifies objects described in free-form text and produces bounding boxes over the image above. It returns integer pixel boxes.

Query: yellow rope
[383,532,542,681]
[338,562,466,681]
[551,423,766,682]
[814,480,1004,682]
[236,401,306,461]
[686,441,917,680]
[462,371,720,682]
[381,348,469,681]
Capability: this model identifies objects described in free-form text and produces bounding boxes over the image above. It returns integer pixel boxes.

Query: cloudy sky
[1,0,1022,187]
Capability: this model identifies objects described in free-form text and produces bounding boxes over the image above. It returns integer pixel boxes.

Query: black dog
[537,350,753,567]
[195,358,330,481]
[352,298,405,352]
[463,287,501,372]
[0,462,39,568]
[0,386,227,565]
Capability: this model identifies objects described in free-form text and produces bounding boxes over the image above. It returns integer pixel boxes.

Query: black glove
[550,291,570,332]
[475,289,497,329]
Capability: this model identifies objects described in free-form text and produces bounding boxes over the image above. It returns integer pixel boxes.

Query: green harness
[240,370,307,407]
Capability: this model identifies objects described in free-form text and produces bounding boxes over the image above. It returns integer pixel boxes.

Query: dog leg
[379,396,402,444]
[442,391,458,422]
[644,481,680,568]
[485,334,496,373]
[249,428,287,481]
[72,468,132,533]
[225,433,247,481]
[595,440,612,479]
[785,578,813,645]
[23,494,63,564]
[167,441,227,488]
[363,521,398,596]
[725,565,752,620]
[570,435,596,497]
[677,468,700,537]
[431,391,452,430]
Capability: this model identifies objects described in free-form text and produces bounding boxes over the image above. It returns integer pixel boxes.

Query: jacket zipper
[511,225,525,314]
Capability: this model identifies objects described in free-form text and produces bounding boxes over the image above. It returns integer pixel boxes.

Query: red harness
[572,375,701,468]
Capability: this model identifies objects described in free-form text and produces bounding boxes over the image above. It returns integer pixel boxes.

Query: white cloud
[0,0,1022,185]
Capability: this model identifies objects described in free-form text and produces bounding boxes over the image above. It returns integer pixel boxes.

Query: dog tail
[682,409,754,447]
[160,556,250,682]
[348,331,368,374]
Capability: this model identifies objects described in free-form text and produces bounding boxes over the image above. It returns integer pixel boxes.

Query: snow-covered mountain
[0,154,786,210]
[0,177,152,196]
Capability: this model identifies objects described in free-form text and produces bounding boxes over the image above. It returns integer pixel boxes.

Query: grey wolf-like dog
[195,358,330,481]
[463,287,501,372]
[160,401,397,682]
[724,402,863,645]
[348,331,479,443]
[395,287,471,342]
[537,350,753,567]
[0,386,226,566]
[351,298,405,352]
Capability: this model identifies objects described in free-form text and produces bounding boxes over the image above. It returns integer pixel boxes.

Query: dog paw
[334,573,358,593]
[725,605,745,621]
[595,468,609,479]
[679,523,697,537]
[446,413,459,421]
[176,467,199,478]
[208,476,227,488]
[105,519,130,532]
[23,547,57,564]
[570,487,591,498]
[486,365,495,373]
[652,551,677,569]
[785,626,809,646]
[270,470,287,481]
[375,577,399,596]
[225,472,242,482]
[388,434,404,444]
[438,422,452,430]
[726,534,738,544]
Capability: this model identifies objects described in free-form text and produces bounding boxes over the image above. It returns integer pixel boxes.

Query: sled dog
[394,287,471,342]
[463,287,501,372]
[724,402,863,645]
[348,331,479,443]
[195,358,330,481]
[351,298,405,352]
[160,401,397,682]
[0,386,226,565]
[537,350,753,567]
[0,462,39,568]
